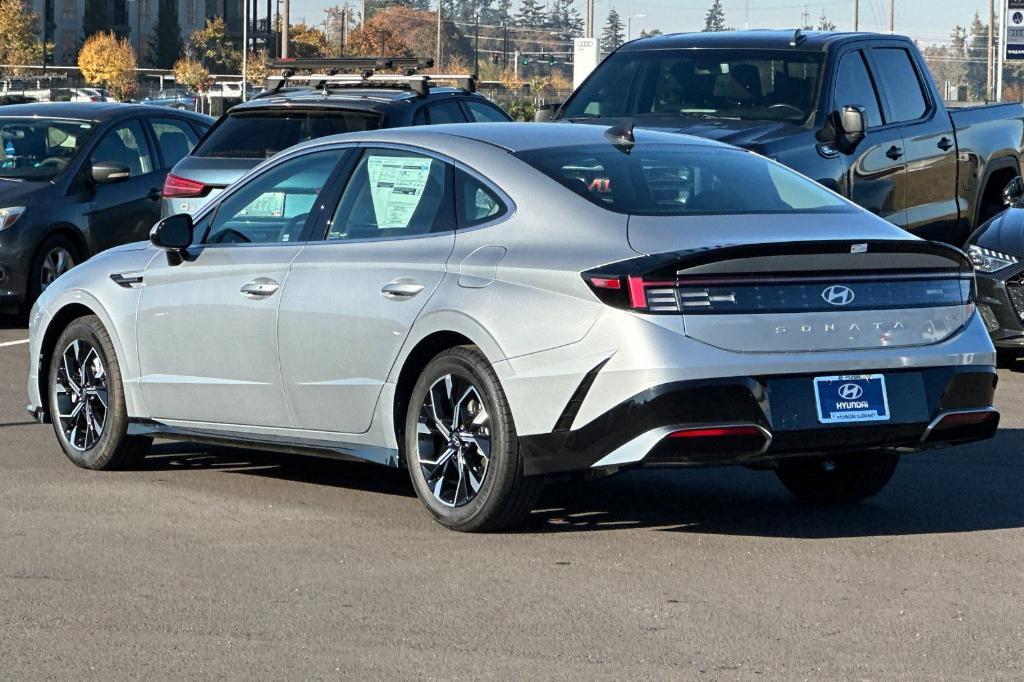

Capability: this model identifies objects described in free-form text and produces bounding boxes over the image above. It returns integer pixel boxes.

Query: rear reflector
[922,409,999,444]
[587,276,621,290]
[162,173,208,198]
[668,425,764,439]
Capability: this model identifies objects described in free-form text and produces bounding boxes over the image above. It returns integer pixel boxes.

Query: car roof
[236,86,476,112]
[307,121,734,153]
[618,29,908,53]
[0,101,209,122]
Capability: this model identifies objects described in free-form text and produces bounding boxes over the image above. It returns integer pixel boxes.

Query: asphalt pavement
[1,314,1023,679]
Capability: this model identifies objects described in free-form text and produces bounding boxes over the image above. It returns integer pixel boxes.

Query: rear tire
[775,452,899,504]
[404,346,543,532]
[47,315,152,470]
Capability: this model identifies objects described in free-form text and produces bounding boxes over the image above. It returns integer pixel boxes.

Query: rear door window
[462,100,511,123]
[325,148,454,240]
[427,100,467,124]
[194,109,382,159]
[870,47,929,123]
[149,117,200,168]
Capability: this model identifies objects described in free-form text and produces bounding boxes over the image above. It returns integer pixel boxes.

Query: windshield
[514,143,852,216]
[563,49,823,124]
[194,109,382,159]
[0,118,96,180]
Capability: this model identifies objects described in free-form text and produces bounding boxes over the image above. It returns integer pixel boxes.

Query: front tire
[47,315,152,470]
[775,452,899,504]
[404,346,542,532]
[27,234,80,308]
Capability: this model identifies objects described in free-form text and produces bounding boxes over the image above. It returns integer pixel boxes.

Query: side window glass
[871,47,929,123]
[205,150,341,245]
[833,51,884,128]
[413,108,428,125]
[463,100,510,123]
[456,170,506,226]
[326,148,452,241]
[90,120,153,176]
[150,118,199,168]
[428,100,467,124]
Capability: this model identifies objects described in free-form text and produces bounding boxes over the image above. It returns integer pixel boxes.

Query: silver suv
[27,123,998,531]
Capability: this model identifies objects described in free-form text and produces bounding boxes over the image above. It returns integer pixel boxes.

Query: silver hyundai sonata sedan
[26,123,999,531]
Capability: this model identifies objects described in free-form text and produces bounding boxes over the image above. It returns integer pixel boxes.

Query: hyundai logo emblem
[838,383,864,400]
[822,285,855,306]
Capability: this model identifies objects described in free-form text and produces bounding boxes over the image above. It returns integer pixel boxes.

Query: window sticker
[367,155,432,229]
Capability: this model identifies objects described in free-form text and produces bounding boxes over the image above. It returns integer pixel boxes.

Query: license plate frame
[813,374,890,425]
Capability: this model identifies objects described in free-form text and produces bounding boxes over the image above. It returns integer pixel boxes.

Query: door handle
[380,279,424,300]
[147,188,161,201]
[938,136,954,152]
[885,145,904,160]
[240,277,280,299]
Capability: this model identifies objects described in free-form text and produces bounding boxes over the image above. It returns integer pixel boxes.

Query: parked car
[0,102,213,313]
[162,71,512,216]
[965,177,1024,352]
[142,88,198,110]
[548,30,1024,246]
[27,123,998,531]
[51,87,113,103]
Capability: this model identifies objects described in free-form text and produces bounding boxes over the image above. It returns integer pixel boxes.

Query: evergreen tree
[966,12,994,100]
[702,0,727,32]
[548,0,582,39]
[816,11,836,31]
[514,0,544,27]
[494,0,513,25]
[600,7,623,54]
[149,0,182,68]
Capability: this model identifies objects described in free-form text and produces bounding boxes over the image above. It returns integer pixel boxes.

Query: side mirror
[836,105,867,150]
[1004,176,1024,208]
[91,161,130,184]
[818,105,867,154]
[150,213,193,265]
[533,102,563,122]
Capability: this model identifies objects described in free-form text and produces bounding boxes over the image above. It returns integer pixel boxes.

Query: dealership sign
[1008,0,1024,61]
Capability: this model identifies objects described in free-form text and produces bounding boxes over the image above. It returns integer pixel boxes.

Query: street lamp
[626,13,646,41]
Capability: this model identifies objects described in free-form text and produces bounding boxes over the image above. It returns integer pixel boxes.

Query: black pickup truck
[548,30,1024,245]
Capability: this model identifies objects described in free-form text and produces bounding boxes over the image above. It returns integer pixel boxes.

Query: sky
[287,0,991,47]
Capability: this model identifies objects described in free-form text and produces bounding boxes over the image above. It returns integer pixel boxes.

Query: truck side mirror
[1004,176,1024,208]
[837,105,867,150]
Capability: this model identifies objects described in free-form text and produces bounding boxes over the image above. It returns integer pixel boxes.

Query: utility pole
[853,0,858,30]
[988,0,994,100]
[340,5,348,56]
[242,0,248,101]
[998,0,1006,101]
[436,0,443,67]
[474,13,480,76]
[585,0,593,38]
[281,0,290,58]
[888,0,894,33]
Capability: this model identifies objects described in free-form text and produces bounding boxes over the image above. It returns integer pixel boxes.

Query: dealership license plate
[813,374,890,424]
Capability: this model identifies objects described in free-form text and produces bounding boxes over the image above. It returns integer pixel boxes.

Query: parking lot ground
[2,313,1024,679]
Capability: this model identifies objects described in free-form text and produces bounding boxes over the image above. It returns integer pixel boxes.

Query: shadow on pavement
[0,314,27,330]
[138,428,1024,538]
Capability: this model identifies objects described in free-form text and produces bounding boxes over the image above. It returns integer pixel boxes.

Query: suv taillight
[162,173,207,198]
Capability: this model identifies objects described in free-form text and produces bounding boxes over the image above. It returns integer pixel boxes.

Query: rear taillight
[584,274,680,312]
[647,423,772,462]
[162,173,207,198]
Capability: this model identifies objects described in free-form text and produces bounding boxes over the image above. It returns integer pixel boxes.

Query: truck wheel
[47,315,152,470]
[404,346,543,532]
[775,452,899,504]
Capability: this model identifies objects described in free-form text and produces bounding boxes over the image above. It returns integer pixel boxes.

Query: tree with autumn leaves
[77,32,138,101]
[0,0,45,77]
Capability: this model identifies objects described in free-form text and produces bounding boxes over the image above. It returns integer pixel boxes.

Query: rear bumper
[519,365,998,475]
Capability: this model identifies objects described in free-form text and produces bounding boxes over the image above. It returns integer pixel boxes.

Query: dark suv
[0,102,212,313]
[162,63,512,216]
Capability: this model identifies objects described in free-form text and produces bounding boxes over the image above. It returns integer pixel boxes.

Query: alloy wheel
[416,374,492,507]
[40,247,75,291]
[54,339,108,452]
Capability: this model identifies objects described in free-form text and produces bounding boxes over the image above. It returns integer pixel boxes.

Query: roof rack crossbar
[264,72,478,97]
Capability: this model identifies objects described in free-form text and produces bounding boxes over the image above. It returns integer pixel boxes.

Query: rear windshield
[194,109,381,159]
[563,49,824,124]
[514,143,852,216]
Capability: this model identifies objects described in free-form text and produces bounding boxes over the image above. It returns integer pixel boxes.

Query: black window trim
[830,46,887,131]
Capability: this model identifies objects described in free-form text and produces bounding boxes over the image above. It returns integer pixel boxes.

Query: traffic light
[548,57,556,66]
[491,53,499,64]
[521,56,530,66]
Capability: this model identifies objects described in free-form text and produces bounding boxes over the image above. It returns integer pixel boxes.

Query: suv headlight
[968,244,1020,273]
[0,206,25,231]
